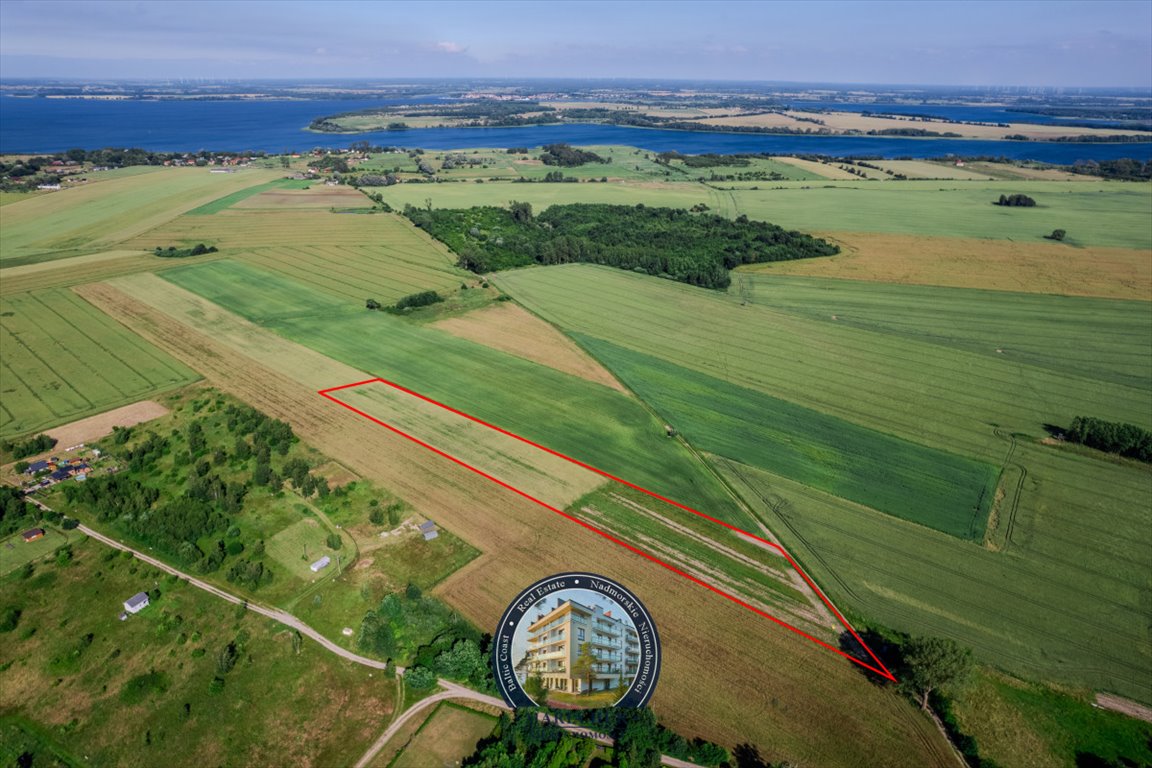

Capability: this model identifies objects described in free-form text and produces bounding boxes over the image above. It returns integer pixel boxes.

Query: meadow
[0,287,198,439]
[0,525,77,576]
[0,166,281,267]
[0,538,395,768]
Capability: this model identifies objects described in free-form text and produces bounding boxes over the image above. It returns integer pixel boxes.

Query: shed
[419,520,439,541]
[22,528,45,543]
[124,592,150,614]
[310,555,331,573]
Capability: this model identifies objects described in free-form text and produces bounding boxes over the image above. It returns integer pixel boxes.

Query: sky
[1,0,1150,88]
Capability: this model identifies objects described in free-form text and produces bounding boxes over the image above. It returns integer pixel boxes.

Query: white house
[123,592,150,614]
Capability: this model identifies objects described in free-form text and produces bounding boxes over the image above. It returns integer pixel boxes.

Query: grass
[265,518,341,581]
[0,167,281,267]
[387,701,497,768]
[0,537,396,768]
[0,287,199,440]
[950,669,1152,768]
[0,526,77,576]
[576,336,998,540]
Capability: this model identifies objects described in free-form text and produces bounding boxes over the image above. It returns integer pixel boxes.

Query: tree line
[1066,416,1151,462]
[405,202,839,290]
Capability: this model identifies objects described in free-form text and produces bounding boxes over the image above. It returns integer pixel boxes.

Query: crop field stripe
[318,377,896,681]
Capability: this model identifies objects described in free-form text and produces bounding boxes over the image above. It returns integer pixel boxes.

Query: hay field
[770,156,860,180]
[0,287,198,439]
[498,264,1152,703]
[867,160,1001,180]
[745,232,1152,300]
[432,301,627,393]
[74,279,954,766]
[0,166,281,267]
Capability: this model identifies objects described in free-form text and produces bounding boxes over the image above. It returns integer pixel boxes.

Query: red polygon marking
[318,377,896,682]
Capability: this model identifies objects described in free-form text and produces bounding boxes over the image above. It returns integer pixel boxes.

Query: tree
[365,298,382,310]
[524,671,548,703]
[901,636,972,710]
[1046,229,1066,241]
[571,641,597,694]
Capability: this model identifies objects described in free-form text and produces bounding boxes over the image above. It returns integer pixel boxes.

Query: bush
[389,290,443,312]
[405,665,436,689]
[994,193,1036,207]
[1046,229,1066,241]
[0,606,21,632]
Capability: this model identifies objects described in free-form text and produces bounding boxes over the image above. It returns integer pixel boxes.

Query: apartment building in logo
[525,598,640,694]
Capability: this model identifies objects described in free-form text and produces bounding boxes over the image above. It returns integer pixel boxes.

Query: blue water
[2,95,1149,163]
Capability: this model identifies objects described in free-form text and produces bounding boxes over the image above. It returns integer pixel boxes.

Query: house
[310,555,331,573]
[418,521,439,541]
[24,460,49,475]
[124,592,150,614]
[22,528,45,543]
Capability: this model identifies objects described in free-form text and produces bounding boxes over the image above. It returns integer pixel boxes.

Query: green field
[160,261,747,525]
[0,526,76,576]
[724,181,1152,247]
[0,288,199,439]
[496,263,1151,702]
[265,517,341,580]
[739,274,1152,390]
[0,538,396,768]
[577,336,998,539]
[0,167,281,267]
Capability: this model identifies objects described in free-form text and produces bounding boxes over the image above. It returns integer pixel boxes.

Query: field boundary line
[318,377,897,681]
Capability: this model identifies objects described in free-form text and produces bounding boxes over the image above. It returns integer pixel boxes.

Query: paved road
[75,523,705,768]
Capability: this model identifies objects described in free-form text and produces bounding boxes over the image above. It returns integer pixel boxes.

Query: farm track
[72,280,955,766]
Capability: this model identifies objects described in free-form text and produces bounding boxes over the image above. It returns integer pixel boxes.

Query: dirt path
[1096,693,1152,724]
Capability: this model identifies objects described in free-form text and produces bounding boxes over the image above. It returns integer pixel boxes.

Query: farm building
[123,592,150,614]
[23,461,49,475]
[310,555,331,573]
[22,528,45,543]
[419,520,439,541]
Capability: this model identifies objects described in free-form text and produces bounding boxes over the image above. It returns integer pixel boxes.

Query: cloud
[435,41,466,54]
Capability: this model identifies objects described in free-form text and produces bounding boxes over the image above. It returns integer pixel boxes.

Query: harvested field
[0,250,168,296]
[74,279,954,766]
[388,702,497,768]
[232,187,369,209]
[745,232,1152,300]
[44,399,168,448]
[432,302,628,393]
[866,160,999,180]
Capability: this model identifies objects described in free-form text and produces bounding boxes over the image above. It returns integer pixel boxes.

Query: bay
[1,95,1149,163]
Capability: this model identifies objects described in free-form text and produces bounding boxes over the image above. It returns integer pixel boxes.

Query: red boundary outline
[318,377,896,682]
